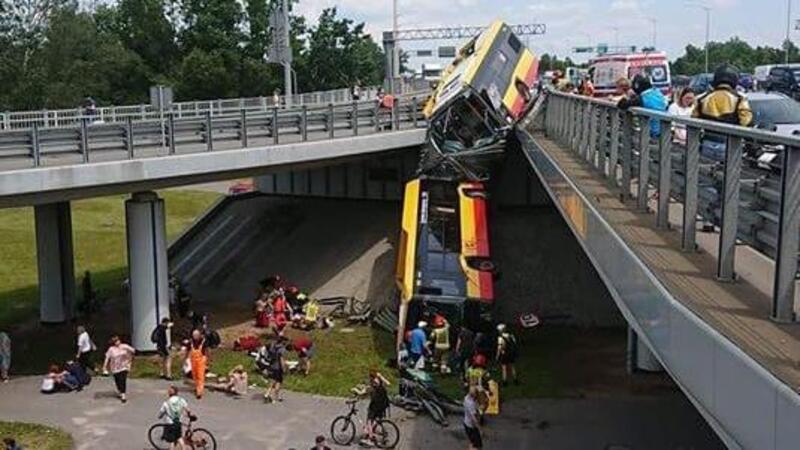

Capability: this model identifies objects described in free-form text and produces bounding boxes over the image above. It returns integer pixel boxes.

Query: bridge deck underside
[534,132,800,391]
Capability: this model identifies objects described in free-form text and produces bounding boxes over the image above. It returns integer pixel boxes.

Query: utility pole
[282,0,293,106]
[787,0,793,64]
[392,0,400,93]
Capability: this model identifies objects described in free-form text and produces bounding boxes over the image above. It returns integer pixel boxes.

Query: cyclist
[361,369,390,446]
[157,385,194,450]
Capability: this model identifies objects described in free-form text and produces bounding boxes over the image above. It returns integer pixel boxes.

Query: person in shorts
[264,338,287,403]
[158,385,193,450]
[361,370,390,445]
[463,386,483,449]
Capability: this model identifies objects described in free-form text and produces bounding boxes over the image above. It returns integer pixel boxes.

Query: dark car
[764,65,800,100]
[688,73,713,93]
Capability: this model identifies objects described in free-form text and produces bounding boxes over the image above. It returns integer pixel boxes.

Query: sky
[293,0,793,67]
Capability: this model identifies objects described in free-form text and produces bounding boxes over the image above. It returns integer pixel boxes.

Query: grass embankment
[0,190,220,331]
[0,422,73,450]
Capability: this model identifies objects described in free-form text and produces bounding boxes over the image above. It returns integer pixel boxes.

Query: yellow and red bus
[395,177,495,344]
[420,20,539,179]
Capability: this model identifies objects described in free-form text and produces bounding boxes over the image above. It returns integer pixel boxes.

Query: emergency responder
[430,314,451,374]
[693,64,753,127]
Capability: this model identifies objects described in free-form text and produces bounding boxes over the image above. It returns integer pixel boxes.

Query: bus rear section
[395,178,495,347]
[591,52,671,98]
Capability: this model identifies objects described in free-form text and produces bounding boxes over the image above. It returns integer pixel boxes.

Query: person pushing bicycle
[359,369,390,446]
[158,386,195,450]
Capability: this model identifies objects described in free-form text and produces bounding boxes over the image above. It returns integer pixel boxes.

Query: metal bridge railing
[543,90,800,323]
[0,86,401,131]
[0,97,428,171]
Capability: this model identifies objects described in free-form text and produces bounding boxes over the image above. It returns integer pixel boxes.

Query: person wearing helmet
[465,353,489,390]
[430,315,451,374]
[617,74,668,138]
[496,324,519,386]
[408,321,429,370]
[693,64,753,127]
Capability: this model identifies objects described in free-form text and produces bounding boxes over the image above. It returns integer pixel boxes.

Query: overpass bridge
[3,86,800,448]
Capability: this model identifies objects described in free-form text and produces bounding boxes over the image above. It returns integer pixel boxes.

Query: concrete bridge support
[126,192,169,351]
[35,202,75,323]
[627,326,663,373]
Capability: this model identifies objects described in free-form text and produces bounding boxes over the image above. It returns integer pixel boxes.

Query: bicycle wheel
[374,420,400,449]
[188,428,217,450]
[147,423,170,450]
[330,416,356,445]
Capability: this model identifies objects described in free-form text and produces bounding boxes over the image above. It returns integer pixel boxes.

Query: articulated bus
[394,177,495,346]
[420,20,539,179]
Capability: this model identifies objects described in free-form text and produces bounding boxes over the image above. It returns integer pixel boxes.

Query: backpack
[501,333,518,359]
[205,330,221,349]
[150,326,160,345]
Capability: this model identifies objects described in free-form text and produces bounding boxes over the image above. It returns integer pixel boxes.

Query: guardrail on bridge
[0,97,429,170]
[544,90,800,323]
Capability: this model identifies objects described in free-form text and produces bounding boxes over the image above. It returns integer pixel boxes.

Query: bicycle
[148,416,217,450]
[330,398,400,449]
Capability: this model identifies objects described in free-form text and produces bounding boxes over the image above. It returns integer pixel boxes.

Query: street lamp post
[647,17,657,49]
[686,2,712,73]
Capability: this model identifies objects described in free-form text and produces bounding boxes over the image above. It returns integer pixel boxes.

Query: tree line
[0,0,385,111]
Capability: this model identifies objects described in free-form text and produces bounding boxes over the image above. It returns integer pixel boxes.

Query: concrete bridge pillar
[35,202,75,323]
[126,192,169,351]
[627,326,663,373]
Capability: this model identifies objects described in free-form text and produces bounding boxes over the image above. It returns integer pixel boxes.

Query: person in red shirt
[293,336,314,376]
[271,293,291,336]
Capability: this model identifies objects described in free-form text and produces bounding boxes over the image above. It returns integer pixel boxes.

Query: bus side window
[507,33,521,54]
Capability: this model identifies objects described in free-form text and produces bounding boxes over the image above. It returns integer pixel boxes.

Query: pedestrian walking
[102,335,135,403]
[0,331,10,382]
[152,318,174,380]
[189,329,209,399]
[264,337,287,403]
[75,325,96,372]
[463,386,483,450]
[495,324,519,386]
[430,315,451,374]
[273,89,282,108]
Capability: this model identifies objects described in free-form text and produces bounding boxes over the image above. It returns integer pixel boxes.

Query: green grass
[0,421,73,450]
[131,326,399,398]
[0,190,220,330]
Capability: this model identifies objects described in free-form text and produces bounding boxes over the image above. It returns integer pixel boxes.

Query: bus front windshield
[429,93,504,151]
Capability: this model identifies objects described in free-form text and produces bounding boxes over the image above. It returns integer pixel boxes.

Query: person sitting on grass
[225,365,248,396]
[3,437,24,450]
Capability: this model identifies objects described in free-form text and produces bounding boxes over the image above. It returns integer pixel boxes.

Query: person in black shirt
[362,370,390,446]
[152,318,173,380]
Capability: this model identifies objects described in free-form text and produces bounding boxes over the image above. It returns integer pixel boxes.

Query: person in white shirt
[158,385,194,449]
[75,325,96,372]
[667,88,696,145]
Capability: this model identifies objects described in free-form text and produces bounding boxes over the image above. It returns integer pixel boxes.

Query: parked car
[763,65,800,100]
[688,73,713,93]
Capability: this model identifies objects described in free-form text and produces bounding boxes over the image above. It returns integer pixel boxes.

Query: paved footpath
[0,377,724,449]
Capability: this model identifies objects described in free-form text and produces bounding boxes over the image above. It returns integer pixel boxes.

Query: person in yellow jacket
[693,64,753,127]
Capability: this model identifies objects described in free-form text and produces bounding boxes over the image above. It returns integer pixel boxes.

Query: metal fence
[0,85,418,131]
[543,90,800,323]
[0,97,428,169]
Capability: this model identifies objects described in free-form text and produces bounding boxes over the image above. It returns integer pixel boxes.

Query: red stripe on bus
[472,196,490,256]
[478,271,494,302]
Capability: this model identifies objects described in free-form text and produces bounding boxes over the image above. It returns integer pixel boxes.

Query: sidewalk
[0,376,723,449]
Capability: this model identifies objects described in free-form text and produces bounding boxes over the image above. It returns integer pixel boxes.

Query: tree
[106,0,179,74]
[671,38,800,75]
[298,8,384,91]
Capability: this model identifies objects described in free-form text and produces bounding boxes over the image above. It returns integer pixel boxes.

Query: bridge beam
[126,191,170,351]
[35,202,75,323]
[627,326,663,373]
